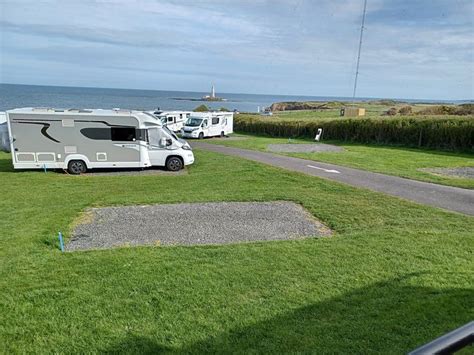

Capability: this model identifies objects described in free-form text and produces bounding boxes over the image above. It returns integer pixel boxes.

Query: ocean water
[0,83,371,113]
[0,84,458,113]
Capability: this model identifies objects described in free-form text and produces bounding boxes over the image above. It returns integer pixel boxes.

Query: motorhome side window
[212,117,219,125]
[111,127,136,141]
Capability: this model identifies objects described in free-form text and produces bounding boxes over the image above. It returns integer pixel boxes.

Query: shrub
[234,116,474,151]
[385,107,398,116]
[194,104,210,112]
[415,105,456,115]
[219,107,230,112]
[399,106,412,115]
[455,104,474,115]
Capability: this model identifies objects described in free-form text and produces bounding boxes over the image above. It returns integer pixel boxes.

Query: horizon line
[0,82,472,103]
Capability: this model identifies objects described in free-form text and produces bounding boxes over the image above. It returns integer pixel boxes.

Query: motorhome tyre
[68,160,87,175]
[166,156,183,171]
[220,131,225,137]
[198,132,204,139]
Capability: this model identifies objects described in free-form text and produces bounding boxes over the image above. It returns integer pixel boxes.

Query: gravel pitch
[267,143,344,153]
[420,167,474,179]
[68,201,331,251]
[78,168,186,176]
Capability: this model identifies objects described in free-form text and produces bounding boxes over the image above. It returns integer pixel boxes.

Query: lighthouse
[211,84,216,98]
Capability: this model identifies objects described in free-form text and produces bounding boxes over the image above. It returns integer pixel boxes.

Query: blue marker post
[58,232,64,252]
[43,164,47,173]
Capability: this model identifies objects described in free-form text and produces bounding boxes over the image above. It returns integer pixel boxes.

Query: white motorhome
[153,111,192,132]
[0,112,10,152]
[181,112,233,139]
[7,108,194,174]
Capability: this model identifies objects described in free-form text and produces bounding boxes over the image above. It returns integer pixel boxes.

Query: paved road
[192,142,474,216]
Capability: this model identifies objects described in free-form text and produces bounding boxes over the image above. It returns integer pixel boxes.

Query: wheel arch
[64,154,91,169]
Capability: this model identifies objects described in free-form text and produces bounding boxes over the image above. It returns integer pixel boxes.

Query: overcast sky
[0,0,473,99]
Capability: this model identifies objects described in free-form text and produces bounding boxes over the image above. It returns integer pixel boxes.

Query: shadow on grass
[105,274,473,353]
[0,156,14,172]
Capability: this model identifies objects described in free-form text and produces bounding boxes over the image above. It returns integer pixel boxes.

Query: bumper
[182,130,200,139]
[183,151,195,165]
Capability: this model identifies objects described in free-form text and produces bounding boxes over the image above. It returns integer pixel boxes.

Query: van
[181,112,233,139]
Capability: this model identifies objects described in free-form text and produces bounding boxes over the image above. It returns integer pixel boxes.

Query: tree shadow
[103,275,473,354]
[183,273,472,354]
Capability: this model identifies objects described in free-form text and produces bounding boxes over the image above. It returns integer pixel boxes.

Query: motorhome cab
[6,108,194,174]
[181,112,233,139]
[153,111,192,132]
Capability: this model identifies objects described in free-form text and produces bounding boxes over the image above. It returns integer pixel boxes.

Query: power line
[353,0,367,100]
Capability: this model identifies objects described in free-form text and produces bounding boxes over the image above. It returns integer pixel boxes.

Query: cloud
[0,0,473,99]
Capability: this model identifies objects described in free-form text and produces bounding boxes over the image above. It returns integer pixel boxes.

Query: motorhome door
[147,128,169,166]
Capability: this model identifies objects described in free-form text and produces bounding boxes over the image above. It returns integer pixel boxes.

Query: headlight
[182,144,192,150]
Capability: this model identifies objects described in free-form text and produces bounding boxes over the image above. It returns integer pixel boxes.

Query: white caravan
[181,112,233,139]
[153,111,192,132]
[7,108,194,174]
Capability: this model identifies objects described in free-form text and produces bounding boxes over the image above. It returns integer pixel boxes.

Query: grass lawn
[207,134,474,189]
[1,149,473,353]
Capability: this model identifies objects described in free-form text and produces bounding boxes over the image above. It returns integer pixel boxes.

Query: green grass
[207,134,474,189]
[1,150,473,353]
[249,101,473,122]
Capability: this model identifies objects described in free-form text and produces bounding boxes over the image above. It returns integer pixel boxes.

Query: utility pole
[353,0,367,100]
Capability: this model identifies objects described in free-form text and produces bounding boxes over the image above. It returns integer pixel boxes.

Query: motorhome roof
[7,107,140,116]
[7,108,162,127]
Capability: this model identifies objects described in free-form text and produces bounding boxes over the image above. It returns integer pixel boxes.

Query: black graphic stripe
[15,121,60,143]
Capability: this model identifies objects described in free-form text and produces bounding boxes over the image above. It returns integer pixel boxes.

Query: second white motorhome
[7,108,194,174]
[153,111,192,132]
[181,112,233,139]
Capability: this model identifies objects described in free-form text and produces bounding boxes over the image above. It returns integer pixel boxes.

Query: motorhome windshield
[162,125,178,140]
[186,118,203,127]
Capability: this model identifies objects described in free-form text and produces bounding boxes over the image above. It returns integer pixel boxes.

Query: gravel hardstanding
[267,143,344,153]
[68,201,331,251]
[420,167,474,179]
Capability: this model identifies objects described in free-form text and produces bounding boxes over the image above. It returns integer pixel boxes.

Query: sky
[0,0,473,100]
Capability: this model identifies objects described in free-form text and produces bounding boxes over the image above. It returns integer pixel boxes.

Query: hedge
[235,116,474,151]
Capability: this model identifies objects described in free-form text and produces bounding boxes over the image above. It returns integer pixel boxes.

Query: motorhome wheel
[198,132,204,139]
[166,157,183,171]
[68,160,87,175]
[220,131,225,137]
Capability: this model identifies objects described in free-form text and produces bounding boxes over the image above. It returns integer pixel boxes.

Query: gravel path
[192,142,474,216]
[420,167,474,179]
[68,201,331,251]
[267,143,344,153]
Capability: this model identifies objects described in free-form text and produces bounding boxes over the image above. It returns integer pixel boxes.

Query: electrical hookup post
[58,232,64,252]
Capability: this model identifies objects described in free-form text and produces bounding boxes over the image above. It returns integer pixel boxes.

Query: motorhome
[6,108,194,174]
[0,112,10,152]
[181,112,233,139]
[153,111,192,132]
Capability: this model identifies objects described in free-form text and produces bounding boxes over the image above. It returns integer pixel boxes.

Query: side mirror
[166,138,172,146]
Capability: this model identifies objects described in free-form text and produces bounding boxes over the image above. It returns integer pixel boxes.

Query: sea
[0,83,463,113]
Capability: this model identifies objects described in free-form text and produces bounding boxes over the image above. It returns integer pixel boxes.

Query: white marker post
[315,128,323,141]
